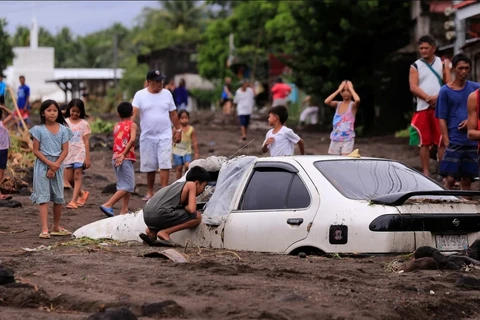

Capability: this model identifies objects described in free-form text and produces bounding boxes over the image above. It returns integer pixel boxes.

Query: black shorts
[143,208,196,231]
[221,98,232,106]
[0,149,8,169]
[239,115,251,128]
[0,95,4,105]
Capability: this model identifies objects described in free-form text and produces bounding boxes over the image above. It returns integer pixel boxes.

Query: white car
[74,155,480,254]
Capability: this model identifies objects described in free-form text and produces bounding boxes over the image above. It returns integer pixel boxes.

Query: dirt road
[1,118,480,319]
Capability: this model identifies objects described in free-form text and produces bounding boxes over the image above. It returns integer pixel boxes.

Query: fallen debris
[143,249,189,263]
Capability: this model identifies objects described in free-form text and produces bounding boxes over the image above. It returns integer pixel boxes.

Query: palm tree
[158,0,207,31]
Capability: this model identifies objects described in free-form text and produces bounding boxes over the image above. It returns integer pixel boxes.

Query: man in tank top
[409,35,451,176]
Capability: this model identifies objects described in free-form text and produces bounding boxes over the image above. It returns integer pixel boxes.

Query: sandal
[139,233,156,246]
[50,228,72,236]
[100,205,115,217]
[77,190,89,207]
[39,231,50,239]
[66,202,78,209]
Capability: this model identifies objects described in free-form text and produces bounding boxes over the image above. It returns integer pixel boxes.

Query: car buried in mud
[73,155,480,254]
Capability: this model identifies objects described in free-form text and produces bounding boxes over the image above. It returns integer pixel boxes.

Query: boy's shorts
[0,149,8,169]
[439,144,478,180]
[411,109,441,146]
[328,139,355,155]
[64,162,84,169]
[144,208,196,231]
[0,95,4,105]
[238,115,251,128]
[112,159,135,193]
[139,137,172,172]
[173,154,192,167]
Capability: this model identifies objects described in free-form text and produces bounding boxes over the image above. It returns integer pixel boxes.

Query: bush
[90,118,115,134]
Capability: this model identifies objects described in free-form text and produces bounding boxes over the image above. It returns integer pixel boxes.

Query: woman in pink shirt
[271,77,292,107]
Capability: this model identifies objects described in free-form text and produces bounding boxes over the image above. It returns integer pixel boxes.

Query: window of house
[240,169,311,211]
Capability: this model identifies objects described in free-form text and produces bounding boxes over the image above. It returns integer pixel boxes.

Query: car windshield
[314,159,444,201]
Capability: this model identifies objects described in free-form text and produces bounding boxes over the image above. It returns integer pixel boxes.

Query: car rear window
[314,159,443,200]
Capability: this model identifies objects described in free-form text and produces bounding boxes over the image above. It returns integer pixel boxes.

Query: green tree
[265,0,411,132]
[0,19,14,72]
[11,25,29,47]
[198,1,278,81]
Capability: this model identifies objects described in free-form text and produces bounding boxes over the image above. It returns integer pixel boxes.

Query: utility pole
[453,0,466,54]
[113,34,118,89]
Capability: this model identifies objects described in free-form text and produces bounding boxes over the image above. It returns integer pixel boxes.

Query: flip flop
[100,205,115,217]
[77,191,89,207]
[50,228,72,236]
[39,231,50,239]
[0,195,12,200]
[66,202,78,209]
[139,233,157,246]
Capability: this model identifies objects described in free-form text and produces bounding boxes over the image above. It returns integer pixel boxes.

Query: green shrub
[90,118,115,134]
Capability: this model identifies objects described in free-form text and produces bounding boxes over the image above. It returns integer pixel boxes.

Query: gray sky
[1,1,159,36]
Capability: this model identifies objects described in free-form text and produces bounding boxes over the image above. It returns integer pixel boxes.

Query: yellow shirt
[173,126,193,156]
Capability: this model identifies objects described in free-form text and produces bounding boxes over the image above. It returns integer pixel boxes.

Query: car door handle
[287,218,304,226]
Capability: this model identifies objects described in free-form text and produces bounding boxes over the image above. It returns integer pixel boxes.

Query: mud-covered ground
[2,113,480,319]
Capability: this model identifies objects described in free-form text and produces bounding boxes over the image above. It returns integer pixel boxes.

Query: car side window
[240,169,311,211]
[286,174,310,209]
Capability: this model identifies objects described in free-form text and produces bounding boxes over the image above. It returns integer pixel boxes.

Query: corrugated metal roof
[453,0,477,9]
[52,68,124,80]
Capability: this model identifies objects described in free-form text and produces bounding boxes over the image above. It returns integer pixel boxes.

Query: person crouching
[139,166,210,246]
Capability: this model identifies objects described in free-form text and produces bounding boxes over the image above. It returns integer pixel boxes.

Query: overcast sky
[1,1,159,36]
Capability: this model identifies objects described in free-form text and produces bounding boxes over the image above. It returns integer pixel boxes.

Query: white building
[3,17,123,103]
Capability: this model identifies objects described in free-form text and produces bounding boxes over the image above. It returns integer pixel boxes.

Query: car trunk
[371,200,480,251]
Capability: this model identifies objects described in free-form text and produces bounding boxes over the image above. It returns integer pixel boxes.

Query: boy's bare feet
[157,230,170,241]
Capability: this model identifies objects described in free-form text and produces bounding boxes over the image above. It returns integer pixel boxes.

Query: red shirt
[271,83,292,99]
[477,90,480,151]
[113,120,136,162]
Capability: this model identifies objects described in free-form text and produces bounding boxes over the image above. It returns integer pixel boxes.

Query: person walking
[17,75,30,125]
[174,78,189,111]
[0,73,6,107]
[233,79,255,141]
[271,77,291,107]
[132,70,182,201]
[409,35,451,176]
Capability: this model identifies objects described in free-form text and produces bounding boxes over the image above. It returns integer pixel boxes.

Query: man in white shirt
[262,106,305,156]
[409,35,451,176]
[132,70,182,200]
[233,79,255,141]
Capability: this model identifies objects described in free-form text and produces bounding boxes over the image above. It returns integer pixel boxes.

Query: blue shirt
[17,84,30,110]
[435,80,480,146]
[174,86,188,106]
[0,81,5,96]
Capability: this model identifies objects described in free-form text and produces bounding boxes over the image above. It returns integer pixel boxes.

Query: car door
[223,161,320,253]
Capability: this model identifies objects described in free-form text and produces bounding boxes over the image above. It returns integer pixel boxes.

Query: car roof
[256,155,392,164]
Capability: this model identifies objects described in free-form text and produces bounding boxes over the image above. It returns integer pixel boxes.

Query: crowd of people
[408,35,480,195]
[4,32,480,242]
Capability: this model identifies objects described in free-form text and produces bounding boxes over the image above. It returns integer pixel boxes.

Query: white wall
[6,47,64,102]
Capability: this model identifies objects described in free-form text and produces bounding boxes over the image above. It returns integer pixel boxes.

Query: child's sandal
[39,232,50,239]
[66,202,78,209]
